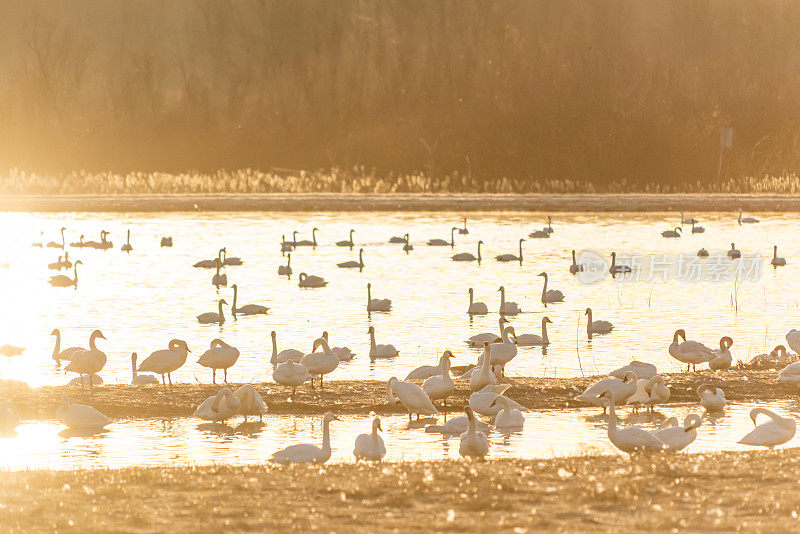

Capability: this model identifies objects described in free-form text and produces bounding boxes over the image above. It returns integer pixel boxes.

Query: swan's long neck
[571,250,577,265]
[610,254,616,269]
[359,249,363,266]
[469,290,474,307]
[89,332,99,351]
[541,275,548,299]
[131,355,137,378]
[774,246,778,259]
[467,413,477,436]
[499,288,506,308]
[752,408,785,426]
[218,300,225,321]
[477,242,481,262]
[52,332,61,360]
[271,334,278,363]
[542,319,549,343]
[372,422,379,442]
[312,228,317,245]
[73,264,79,283]
[450,228,455,246]
[369,330,377,351]
[518,240,523,261]
[286,254,291,267]
[586,309,592,334]
[232,286,238,310]
[318,338,335,357]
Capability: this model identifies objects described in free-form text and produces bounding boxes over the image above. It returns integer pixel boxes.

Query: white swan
[776,360,800,384]
[467,288,488,315]
[0,403,20,433]
[197,299,227,325]
[738,408,795,449]
[601,391,664,454]
[298,272,328,288]
[544,216,554,234]
[738,209,759,225]
[669,329,715,371]
[353,417,386,461]
[480,327,517,374]
[293,227,319,247]
[771,245,786,267]
[387,376,439,420]
[577,372,637,412]
[569,250,584,274]
[300,337,340,388]
[336,229,356,248]
[234,384,267,422]
[50,328,88,364]
[538,272,564,303]
[466,317,505,347]
[197,339,240,383]
[278,253,292,276]
[422,351,455,411]
[451,240,482,263]
[585,308,613,337]
[661,227,682,238]
[402,233,413,252]
[427,227,458,247]
[231,284,269,316]
[121,229,133,252]
[528,226,550,239]
[48,260,82,287]
[64,330,108,388]
[368,326,399,359]
[56,397,110,430]
[627,375,669,412]
[425,415,490,434]
[697,384,726,411]
[269,412,339,464]
[130,353,158,385]
[496,239,524,264]
[322,331,355,361]
[609,252,631,275]
[273,360,311,396]
[470,342,497,391]
[406,351,454,381]
[786,329,800,356]
[609,361,657,380]
[513,317,551,346]
[653,414,702,452]
[194,388,241,423]
[469,385,525,417]
[708,336,733,370]
[270,331,304,364]
[366,283,391,312]
[490,395,525,429]
[498,286,521,315]
[459,407,490,459]
[337,248,365,270]
[137,339,191,385]
[727,242,741,259]
[211,264,227,287]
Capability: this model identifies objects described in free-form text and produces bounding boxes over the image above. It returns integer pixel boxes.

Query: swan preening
[697,384,726,412]
[366,283,391,312]
[577,372,637,412]
[235,385,268,423]
[298,272,328,288]
[738,408,795,449]
[197,339,240,383]
[626,375,670,412]
[194,387,241,423]
[406,350,454,381]
[708,336,733,370]
[270,412,339,464]
[231,284,269,316]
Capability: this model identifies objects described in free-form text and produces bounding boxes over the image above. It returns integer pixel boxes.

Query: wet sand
[2,450,799,532]
[1,369,794,420]
[5,192,800,212]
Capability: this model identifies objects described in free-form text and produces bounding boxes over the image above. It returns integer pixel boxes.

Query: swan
[738,209,759,225]
[387,376,439,420]
[425,414,490,434]
[130,353,158,385]
[389,233,408,244]
[680,212,698,225]
[490,395,525,429]
[697,384,726,411]
[48,256,64,270]
[625,378,651,412]
[458,218,469,235]
[322,331,355,361]
[160,236,173,247]
[470,342,497,391]
[197,339,240,383]
[469,385,525,417]
[643,375,670,411]
[273,360,312,396]
[538,272,564,303]
[368,326,399,359]
[280,234,293,252]
[194,387,241,423]
[422,351,455,411]
[300,337,340,388]
[669,329,715,371]
[771,245,786,267]
[234,384,267,422]
[194,248,223,269]
[293,227,319,247]
[402,233,414,252]
[49,260,82,287]
[786,329,800,356]
[467,317,506,347]
[467,288,488,315]
[0,403,20,433]
[278,253,292,276]
[64,330,107,388]
[121,229,133,252]
[496,239,524,264]
[661,227,682,238]
[697,248,709,257]
[513,317,551,346]
[336,229,356,248]
[609,252,631,275]
[585,308,613,337]
[708,336,733,370]
[354,417,386,461]
[577,372,637,412]
[544,216,554,234]
[427,227,458,247]
[56,397,111,429]
[727,243,741,259]
[750,344,796,368]
[223,247,243,265]
[776,360,800,384]
[459,407,489,459]
[366,283,391,312]
[231,284,269,316]
[137,339,191,385]
[738,408,795,449]
[46,227,66,249]
[528,227,550,239]
[337,248,365,270]
[269,412,339,464]
[600,391,664,454]
[406,350,455,381]
[498,286,521,315]
[452,240,482,262]
[609,361,657,380]
[0,345,23,357]
[52,329,96,366]
[197,299,227,324]
[691,222,705,234]
[270,331,304,364]
[479,327,517,373]
[211,264,227,287]
[569,250,584,274]
[298,273,327,288]
[652,414,702,452]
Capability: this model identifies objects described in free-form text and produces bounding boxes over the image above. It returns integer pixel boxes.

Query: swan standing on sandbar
[427,227,458,247]
[64,330,107,389]
[137,339,191,385]
[197,299,227,324]
[708,336,733,370]
[273,360,312,397]
[270,412,339,464]
[270,331,303,364]
[368,326,398,359]
[56,397,110,430]
[585,308,613,337]
[467,288,488,315]
[577,372,637,413]
[498,286,521,315]
[669,329,715,371]
[194,388,241,423]
[513,317,551,346]
[470,342,497,392]
[609,361,657,380]
[300,337,340,388]
[600,390,664,454]
[131,353,158,385]
[231,284,269,316]
[197,339,240,383]
[387,377,439,420]
[538,272,564,303]
[337,248,365,271]
[353,417,387,461]
[738,408,795,449]
[298,273,327,288]
[452,240,482,263]
[459,407,489,459]
[496,239,524,264]
[49,260,82,287]
[406,350,455,381]
[234,384,267,422]
[278,253,292,276]
[422,351,455,412]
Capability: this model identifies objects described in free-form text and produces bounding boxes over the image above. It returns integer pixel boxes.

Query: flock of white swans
[1,210,797,464]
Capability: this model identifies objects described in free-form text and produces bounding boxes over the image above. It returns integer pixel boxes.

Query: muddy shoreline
[1,369,793,420]
[5,192,800,212]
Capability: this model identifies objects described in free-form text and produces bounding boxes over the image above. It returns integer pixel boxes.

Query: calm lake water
[0,401,796,471]
[0,211,797,387]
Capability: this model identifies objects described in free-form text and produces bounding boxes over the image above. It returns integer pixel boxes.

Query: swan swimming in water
[569,250,584,274]
[293,228,319,247]
[498,286,520,315]
[661,227,682,238]
[458,218,469,235]
[322,331,355,361]
[680,212,698,225]
[278,253,292,276]
[231,284,269,316]
[727,243,741,259]
[609,252,631,275]
[467,316,506,347]
[451,240,482,263]
[353,417,386,462]
[46,227,66,249]
[513,317,551,346]
[366,283,391,312]
[197,299,227,324]
[585,308,613,337]
[495,239,524,264]
[459,407,489,460]
[270,331,304,364]
[368,326,399,359]
[652,414,702,452]
[337,248,365,271]
[427,227,458,247]
[121,229,133,252]
[49,260,82,287]
[336,229,356,248]
[738,408,795,449]
[467,288,488,315]
[211,264,227,287]
[425,414,490,434]
[600,390,664,454]
[194,248,224,269]
[298,273,328,288]
[269,412,339,464]
[538,272,564,303]
[697,248,709,257]
[771,245,786,267]
[738,209,759,225]
[490,395,525,429]
[691,221,705,234]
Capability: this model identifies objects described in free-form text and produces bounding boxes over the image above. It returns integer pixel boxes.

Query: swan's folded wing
[270,444,323,464]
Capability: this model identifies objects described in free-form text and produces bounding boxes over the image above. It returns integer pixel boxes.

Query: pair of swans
[452,241,482,263]
[336,229,356,249]
[626,375,670,412]
[64,330,108,388]
[300,337,339,387]
[427,227,458,247]
[469,384,525,417]
[292,228,319,247]
[495,239,524,264]
[708,336,733,370]
[194,387,241,423]
[528,217,553,239]
[298,273,328,288]
[270,412,339,464]
[539,272,564,303]
[387,376,439,420]
[231,284,269,316]
[585,308,613,337]
[56,397,110,430]
[52,328,103,365]
[198,299,227,324]
[367,283,391,312]
[160,236,173,247]
[669,329,715,371]
[47,252,72,271]
[49,260,82,287]
[577,371,638,412]
[369,325,398,359]
[354,417,386,461]
[197,339,240,383]
[137,339,191,385]
[337,248,365,271]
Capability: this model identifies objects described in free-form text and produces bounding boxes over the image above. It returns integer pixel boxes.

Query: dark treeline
[2,1,800,188]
